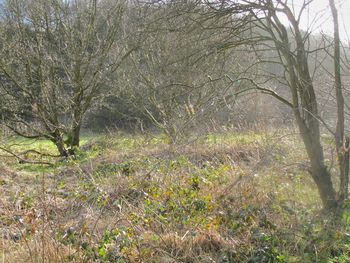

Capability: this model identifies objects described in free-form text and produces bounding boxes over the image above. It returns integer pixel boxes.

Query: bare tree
[116,2,248,143]
[242,0,348,209]
[329,0,349,202]
[178,0,349,209]
[0,0,132,156]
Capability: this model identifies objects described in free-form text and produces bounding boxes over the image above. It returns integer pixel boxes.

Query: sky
[280,0,350,42]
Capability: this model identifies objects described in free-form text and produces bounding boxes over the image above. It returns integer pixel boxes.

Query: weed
[1,131,350,262]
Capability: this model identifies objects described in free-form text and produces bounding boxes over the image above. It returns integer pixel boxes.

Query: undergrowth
[1,130,349,262]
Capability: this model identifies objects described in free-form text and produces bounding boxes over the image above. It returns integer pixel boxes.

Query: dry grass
[1,131,349,262]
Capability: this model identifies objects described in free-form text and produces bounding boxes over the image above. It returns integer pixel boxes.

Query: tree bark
[298,123,337,209]
[329,0,350,202]
[51,131,68,157]
[71,123,81,148]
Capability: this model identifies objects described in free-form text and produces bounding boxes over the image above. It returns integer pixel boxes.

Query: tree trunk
[297,121,337,209]
[51,132,68,157]
[339,137,350,201]
[308,152,338,209]
[71,123,81,148]
[329,0,350,202]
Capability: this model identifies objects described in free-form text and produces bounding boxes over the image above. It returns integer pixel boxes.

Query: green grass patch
[1,130,350,262]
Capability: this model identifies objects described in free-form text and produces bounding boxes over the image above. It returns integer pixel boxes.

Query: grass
[1,130,349,262]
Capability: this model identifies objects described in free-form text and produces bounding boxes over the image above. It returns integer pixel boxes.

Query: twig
[0,146,53,166]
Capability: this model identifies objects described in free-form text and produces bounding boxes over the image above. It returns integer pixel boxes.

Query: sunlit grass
[204,131,264,146]
[1,130,350,262]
